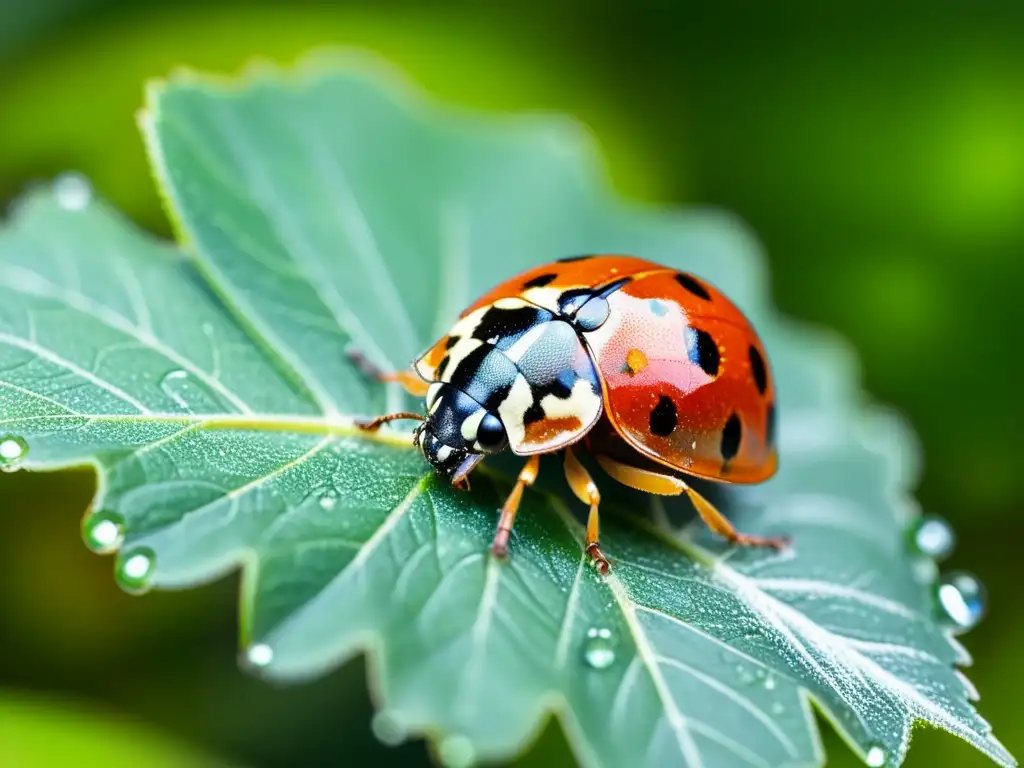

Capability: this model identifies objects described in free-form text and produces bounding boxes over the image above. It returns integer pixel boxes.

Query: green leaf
[0,51,1013,768]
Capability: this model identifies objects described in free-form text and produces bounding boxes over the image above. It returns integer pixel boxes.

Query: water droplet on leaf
[371,710,408,746]
[763,674,776,690]
[582,627,616,669]
[0,435,28,471]
[246,643,274,668]
[910,516,955,560]
[865,745,887,766]
[53,172,92,210]
[115,547,156,594]
[771,702,785,715]
[160,370,191,410]
[733,663,757,685]
[937,571,986,632]
[82,509,125,553]
[439,735,475,768]
[319,488,339,510]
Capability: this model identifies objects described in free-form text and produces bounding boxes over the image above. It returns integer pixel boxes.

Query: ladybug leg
[563,448,611,574]
[593,455,789,551]
[346,345,431,397]
[491,454,541,560]
[683,484,789,551]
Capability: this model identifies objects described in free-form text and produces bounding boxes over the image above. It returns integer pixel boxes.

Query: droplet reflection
[937,571,986,632]
[0,435,28,471]
[439,735,475,768]
[247,643,274,668]
[371,710,408,746]
[82,509,126,553]
[582,627,616,669]
[114,547,156,595]
[910,516,955,560]
[865,745,887,767]
[53,172,93,211]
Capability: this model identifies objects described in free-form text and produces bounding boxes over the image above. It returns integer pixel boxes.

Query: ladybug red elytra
[354,255,786,573]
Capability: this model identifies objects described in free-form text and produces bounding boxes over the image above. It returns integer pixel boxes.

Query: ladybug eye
[476,412,507,452]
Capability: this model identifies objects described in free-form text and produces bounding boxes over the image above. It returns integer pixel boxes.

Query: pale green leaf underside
[0,52,1013,768]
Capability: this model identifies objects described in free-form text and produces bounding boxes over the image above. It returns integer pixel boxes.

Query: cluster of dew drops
[1,426,992,768]
[348,517,985,767]
[0,171,991,766]
[6,426,988,622]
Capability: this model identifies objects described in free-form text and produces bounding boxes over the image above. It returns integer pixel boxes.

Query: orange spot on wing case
[524,415,584,445]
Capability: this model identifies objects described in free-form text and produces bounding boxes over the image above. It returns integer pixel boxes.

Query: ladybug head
[415,423,471,479]
[416,382,508,483]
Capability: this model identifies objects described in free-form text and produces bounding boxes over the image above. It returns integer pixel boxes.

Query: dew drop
[936,571,986,632]
[865,745,887,767]
[910,516,955,560]
[318,488,339,511]
[371,710,408,746]
[160,370,191,410]
[81,509,125,553]
[582,627,616,669]
[53,172,93,211]
[0,435,28,471]
[771,702,785,715]
[246,643,274,668]
[734,663,756,685]
[439,734,475,768]
[115,547,156,595]
[763,674,777,691]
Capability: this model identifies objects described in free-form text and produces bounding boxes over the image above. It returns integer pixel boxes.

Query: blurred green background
[1,2,1021,766]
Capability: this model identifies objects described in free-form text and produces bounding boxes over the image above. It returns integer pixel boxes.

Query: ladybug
[354,255,786,573]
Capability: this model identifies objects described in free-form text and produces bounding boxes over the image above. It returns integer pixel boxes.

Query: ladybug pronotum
[354,255,785,573]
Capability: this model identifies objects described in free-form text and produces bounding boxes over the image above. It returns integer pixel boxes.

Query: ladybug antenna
[355,412,425,432]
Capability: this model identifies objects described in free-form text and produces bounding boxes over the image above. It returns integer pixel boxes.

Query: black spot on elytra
[523,273,558,289]
[523,401,545,425]
[444,336,459,350]
[649,395,678,437]
[721,413,742,461]
[765,403,776,448]
[686,328,720,377]
[749,345,768,395]
[556,254,595,263]
[675,273,712,301]
[472,305,548,344]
